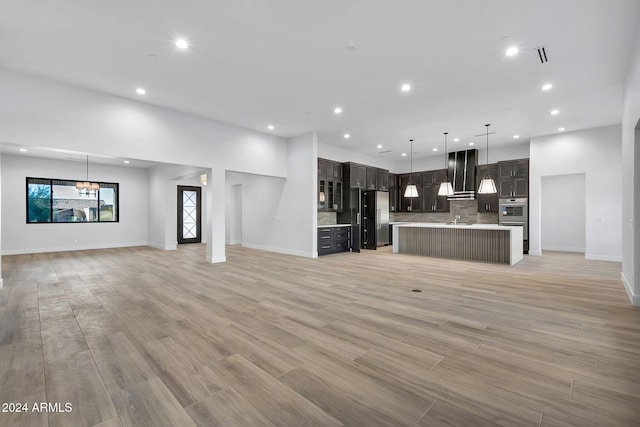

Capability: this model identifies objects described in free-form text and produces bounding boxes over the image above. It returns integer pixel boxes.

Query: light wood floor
[1,244,639,426]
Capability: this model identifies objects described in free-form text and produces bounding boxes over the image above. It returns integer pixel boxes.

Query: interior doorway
[177,185,202,244]
[541,173,586,253]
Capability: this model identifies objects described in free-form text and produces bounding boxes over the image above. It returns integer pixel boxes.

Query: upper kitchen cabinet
[498,159,529,179]
[366,167,378,190]
[398,173,423,211]
[318,158,327,177]
[476,163,499,212]
[376,169,389,191]
[388,174,398,212]
[422,169,447,186]
[318,158,344,212]
[326,161,342,180]
[364,166,390,190]
[343,162,367,189]
[497,159,529,198]
[421,185,449,212]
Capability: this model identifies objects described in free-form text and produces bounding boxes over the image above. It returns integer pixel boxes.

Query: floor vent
[537,46,549,63]
[411,289,422,293]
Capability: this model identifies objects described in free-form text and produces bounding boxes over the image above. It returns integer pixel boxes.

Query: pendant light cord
[409,139,413,184]
[443,132,448,169]
[485,124,490,165]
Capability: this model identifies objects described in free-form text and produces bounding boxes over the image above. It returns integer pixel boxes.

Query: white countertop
[393,222,519,231]
[317,224,351,228]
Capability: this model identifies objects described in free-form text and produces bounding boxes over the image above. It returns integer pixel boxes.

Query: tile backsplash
[317,212,338,225]
[320,200,499,225]
[390,200,498,224]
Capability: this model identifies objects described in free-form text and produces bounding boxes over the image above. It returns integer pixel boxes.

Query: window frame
[25,177,120,224]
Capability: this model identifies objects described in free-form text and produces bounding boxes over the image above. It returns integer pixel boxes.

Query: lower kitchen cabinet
[317,226,351,256]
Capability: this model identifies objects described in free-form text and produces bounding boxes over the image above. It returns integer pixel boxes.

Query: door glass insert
[182,190,197,239]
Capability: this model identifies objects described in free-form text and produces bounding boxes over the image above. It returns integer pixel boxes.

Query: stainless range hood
[447,149,478,200]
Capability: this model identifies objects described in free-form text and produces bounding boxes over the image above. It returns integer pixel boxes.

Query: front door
[177,186,201,244]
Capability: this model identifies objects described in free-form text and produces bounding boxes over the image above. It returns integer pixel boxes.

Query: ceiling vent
[379,149,392,154]
[537,46,549,63]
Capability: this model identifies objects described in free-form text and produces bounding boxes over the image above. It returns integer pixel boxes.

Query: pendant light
[404,139,419,198]
[478,124,497,194]
[76,155,100,196]
[438,132,454,196]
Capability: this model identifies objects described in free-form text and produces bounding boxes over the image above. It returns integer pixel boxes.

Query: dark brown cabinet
[398,173,422,211]
[377,170,389,191]
[422,169,448,186]
[476,163,499,212]
[326,161,342,180]
[343,163,367,189]
[318,158,343,212]
[388,174,398,212]
[365,167,377,190]
[498,159,529,198]
[421,185,449,212]
[317,226,351,256]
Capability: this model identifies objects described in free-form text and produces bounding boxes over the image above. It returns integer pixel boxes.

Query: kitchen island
[392,223,523,265]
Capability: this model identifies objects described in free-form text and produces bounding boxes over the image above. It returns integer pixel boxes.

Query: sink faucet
[453,214,461,225]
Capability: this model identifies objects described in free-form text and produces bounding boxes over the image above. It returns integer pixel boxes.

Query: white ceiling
[0,0,638,160]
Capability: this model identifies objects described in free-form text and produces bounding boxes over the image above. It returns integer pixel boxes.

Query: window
[26,177,119,223]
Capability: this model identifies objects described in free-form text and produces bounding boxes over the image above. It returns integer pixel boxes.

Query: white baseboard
[148,242,177,251]
[542,246,585,252]
[2,242,148,255]
[241,243,314,258]
[621,272,640,306]
[585,253,622,262]
[226,240,242,245]
[206,255,226,263]
[528,250,542,256]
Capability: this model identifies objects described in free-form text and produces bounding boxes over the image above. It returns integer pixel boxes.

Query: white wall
[1,154,148,254]
[147,163,208,250]
[0,68,291,262]
[226,133,317,257]
[273,133,317,257]
[226,184,242,245]
[318,142,394,171]
[622,28,640,305]
[393,141,530,173]
[541,174,586,252]
[530,125,622,262]
[225,171,286,250]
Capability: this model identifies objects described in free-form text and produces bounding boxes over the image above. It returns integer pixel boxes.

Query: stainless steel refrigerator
[362,191,389,249]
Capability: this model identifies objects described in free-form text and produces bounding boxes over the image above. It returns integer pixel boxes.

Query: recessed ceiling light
[513,135,520,139]
[541,83,553,91]
[344,133,350,139]
[136,87,146,95]
[402,153,407,157]
[550,109,560,115]
[334,107,343,114]
[175,38,189,50]
[401,83,411,92]
[558,127,566,132]
[123,160,130,164]
[505,46,519,56]
[19,148,28,152]
[432,148,438,152]
[377,144,383,149]
[469,142,475,146]
[453,138,459,142]
[268,125,275,130]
